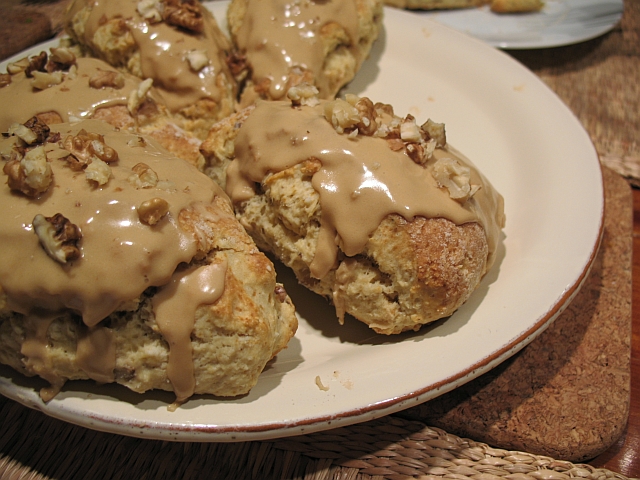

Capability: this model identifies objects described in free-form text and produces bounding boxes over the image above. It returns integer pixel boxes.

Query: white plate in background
[0,3,603,441]
[417,0,623,49]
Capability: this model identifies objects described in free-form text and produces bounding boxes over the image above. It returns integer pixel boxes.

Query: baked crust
[0,120,297,402]
[227,0,383,104]
[234,160,488,334]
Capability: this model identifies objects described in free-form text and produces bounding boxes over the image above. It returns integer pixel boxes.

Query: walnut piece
[47,47,77,72]
[24,52,47,78]
[324,98,360,134]
[287,83,320,107]
[33,213,82,264]
[63,129,118,166]
[137,0,163,22]
[23,117,51,145]
[186,49,209,72]
[128,162,159,188]
[162,0,204,33]
[61,129,118,184]
[3,145,53,197]
[128,78,153,114]
[84,158,112,186]
[89,69,125,89]
[432,157,479,202]
[7,57,30,75]
[138,197,169,225]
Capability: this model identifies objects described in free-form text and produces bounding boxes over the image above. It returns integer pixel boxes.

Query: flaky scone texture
[235,161,488,335]
[0,197,297,398]
[0,119,297,402]
[0,50,206,170]
[203,94,504,335]
[64,0,238,140]
[227,0,383,104]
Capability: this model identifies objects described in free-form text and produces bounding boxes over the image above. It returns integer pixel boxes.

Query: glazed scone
[203,89,505,335]
[227,0,383,105]
[64,0,238,140]
[0,48,206,169]
[0,118,297,406]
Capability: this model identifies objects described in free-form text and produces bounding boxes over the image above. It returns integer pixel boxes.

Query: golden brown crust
[0,126,297,399]
[234,161,488,335]
[228,0,383,104]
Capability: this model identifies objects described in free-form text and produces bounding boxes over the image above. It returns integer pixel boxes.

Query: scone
[0,48,205,169]
[64,0,238,140]
[202,88,505,335]
[227,0,383,105]
[0,118,297,407]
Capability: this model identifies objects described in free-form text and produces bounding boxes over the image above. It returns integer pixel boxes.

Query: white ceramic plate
[418,0,623,49]
[0,3,603,442]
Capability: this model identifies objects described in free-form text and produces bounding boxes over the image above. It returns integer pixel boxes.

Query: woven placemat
[0,400,636,480]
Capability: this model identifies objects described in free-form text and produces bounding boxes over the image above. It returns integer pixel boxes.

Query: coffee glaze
[65,0,235,115]
[0,57,158,132]
[232,0,360,99]
[227,100,505,279]
[0,119,230,400]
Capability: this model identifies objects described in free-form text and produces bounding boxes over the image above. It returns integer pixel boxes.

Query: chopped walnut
[23,117,50,145]
[63,129,118,165]
[7,123,38,145]
[24,52,47,78]
[162,0,203,33]
[287,83,319,107]
[186,49,209,72]
[347,95,377,136]
[128,78,153,114]
[0,74,11,88]
[324,98,360,134]
[89,69,125,89]
[432,157,479,202]
[128,162,159,188]
[7,57,30,75]
[4,145,53,197]
[0,135,21,161]
[400,115,423,143]
[138,197,169,225]
[137,0,163,22]
[84,158,112,186]
[47,47,77,72]
[33,213,82,264]
[31,70,64,90]
[226,50,248,80]
[421,119,446,147]
[62,130,118,177]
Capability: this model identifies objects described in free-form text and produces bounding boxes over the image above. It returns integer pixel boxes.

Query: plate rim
[0,2,605,441]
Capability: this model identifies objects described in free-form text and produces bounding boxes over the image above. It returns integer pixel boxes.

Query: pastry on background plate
[227,0,383,106]
[0,48,205,169]
[383,0,542,12]
[64,0,238,140]
[0,118,297,407]
[202,86,505,335]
